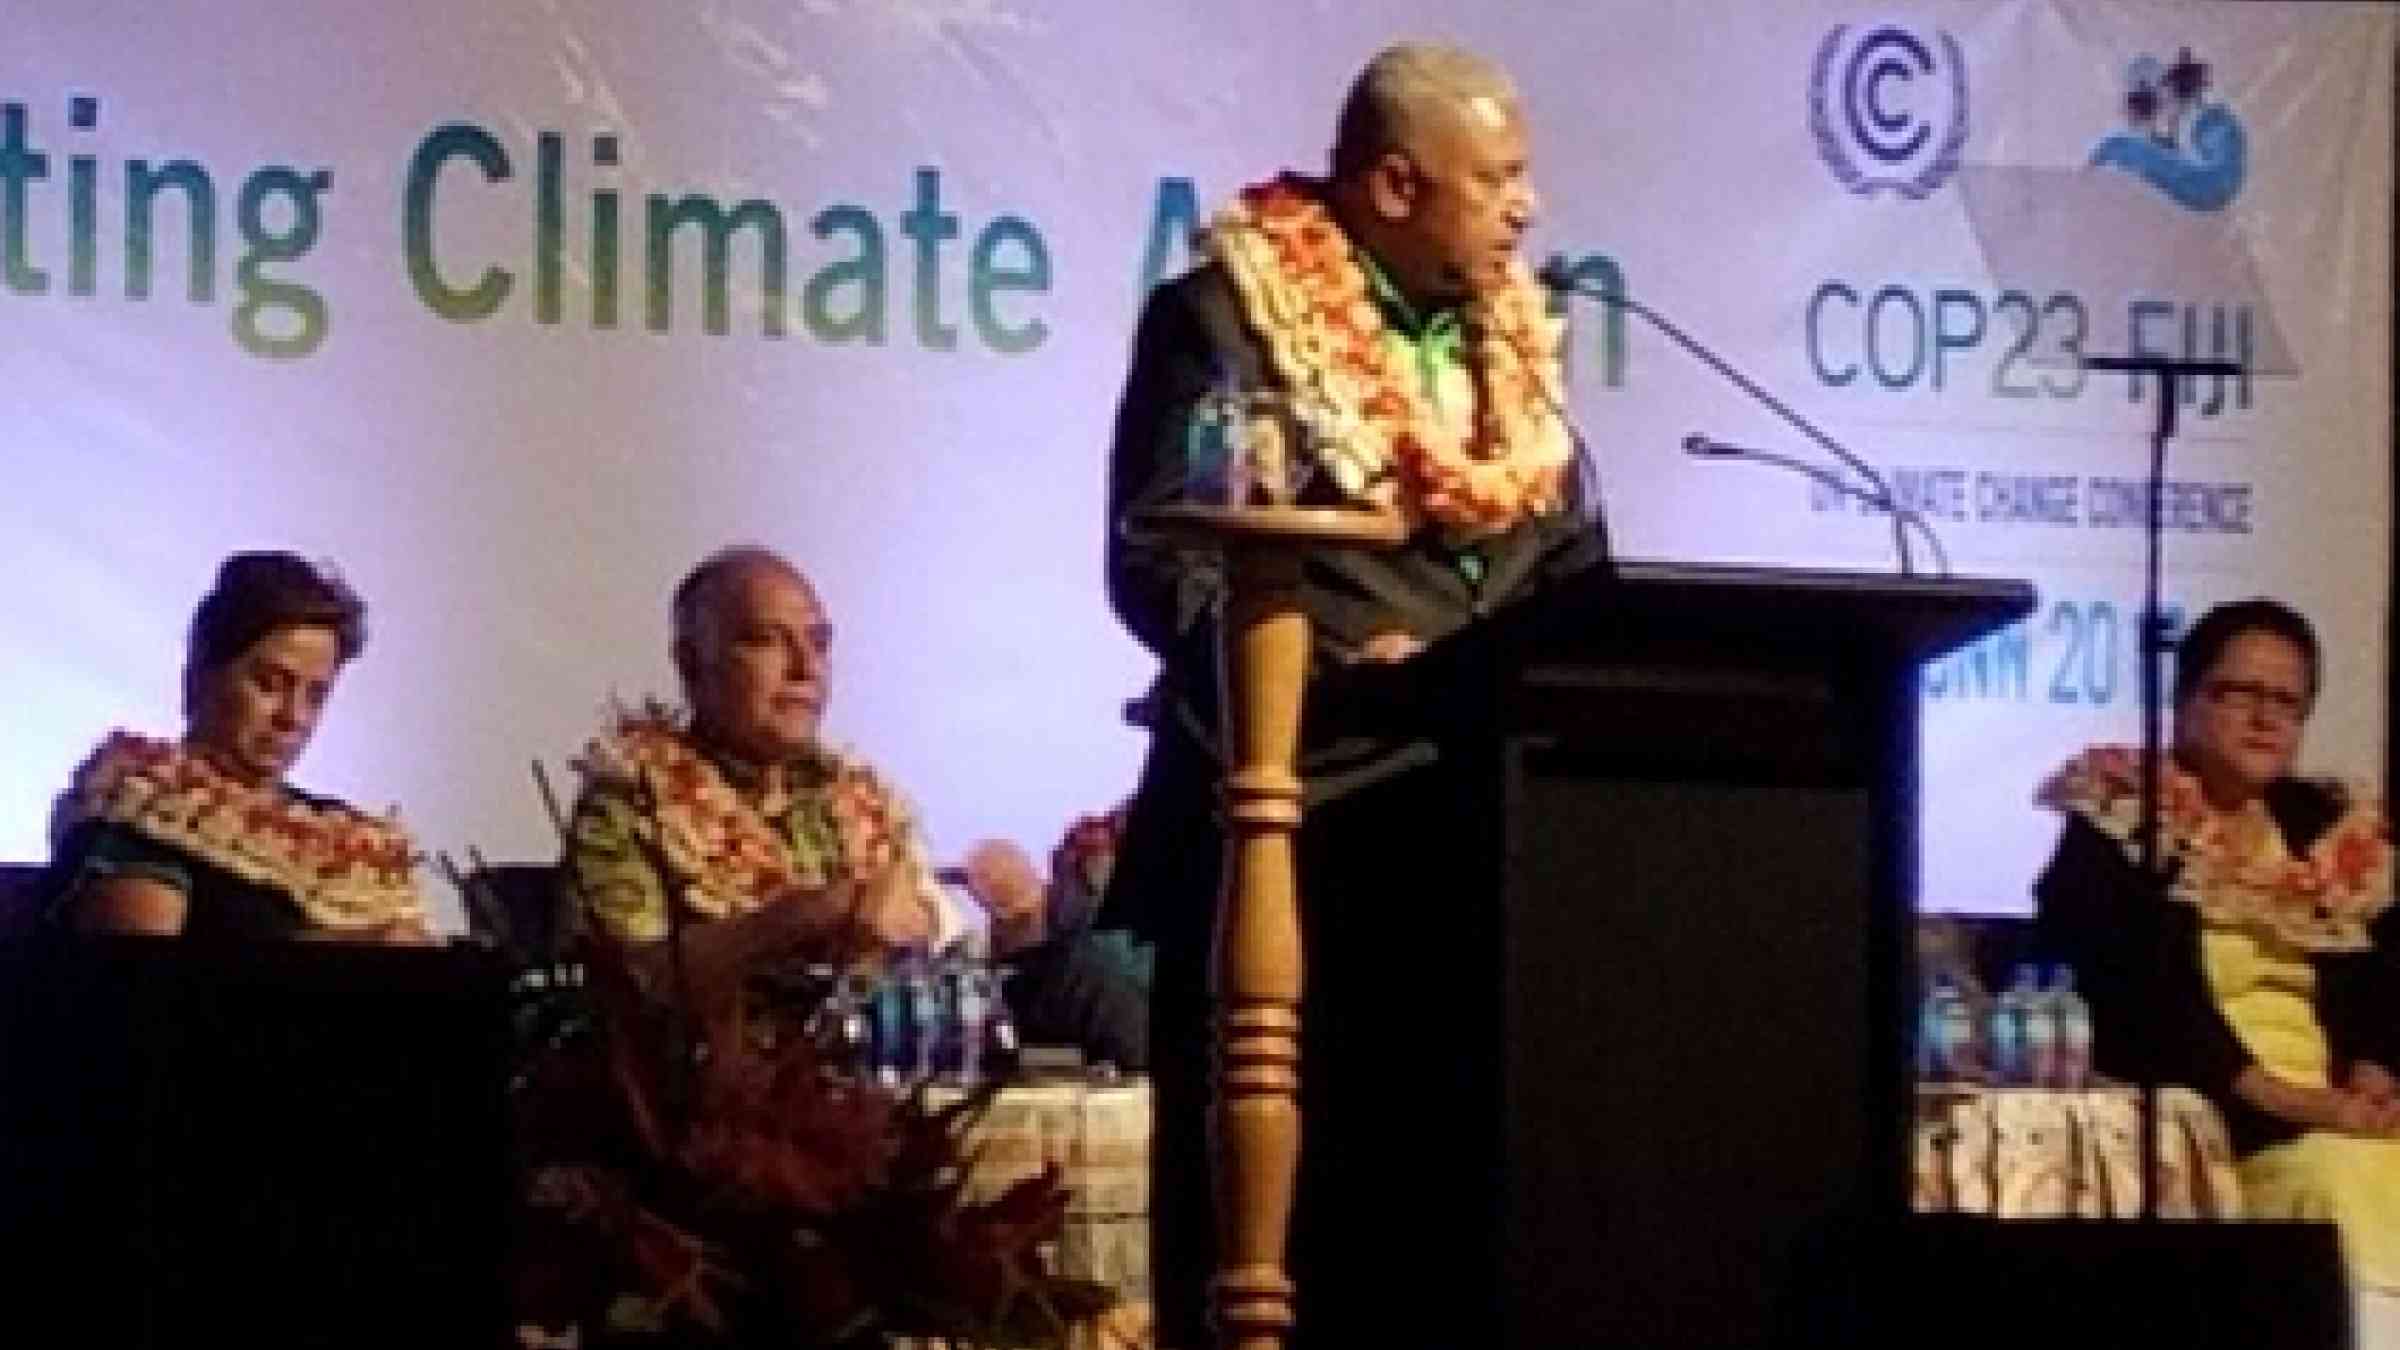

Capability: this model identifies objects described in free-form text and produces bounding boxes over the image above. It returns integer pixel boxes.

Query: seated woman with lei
[44,552,430,942]
[2034,598,2400,1312]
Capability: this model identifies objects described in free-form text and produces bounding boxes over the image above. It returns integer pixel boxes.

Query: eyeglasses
[2202,679,2311,722]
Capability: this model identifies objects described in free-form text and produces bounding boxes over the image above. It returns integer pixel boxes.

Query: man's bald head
[1332,43,1522,182]
[671,545,816,658]
[671,545,833,761]
[1325,42,1538,301]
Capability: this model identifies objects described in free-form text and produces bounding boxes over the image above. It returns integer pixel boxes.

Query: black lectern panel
[1503,765,1871,1345]
[0,941,509,1348]
[1403,559,2033,1349]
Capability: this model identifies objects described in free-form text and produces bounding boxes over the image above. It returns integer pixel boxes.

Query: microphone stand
[1540,265,1943,575]
[2079,353,2242,1225]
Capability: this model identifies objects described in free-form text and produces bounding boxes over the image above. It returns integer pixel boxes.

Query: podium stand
[1411,560,2032,1348]
[1133,502,1410,1350]
[1119,510,2027,1344]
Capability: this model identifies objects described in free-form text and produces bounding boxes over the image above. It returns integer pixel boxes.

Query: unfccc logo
[1810,23,1968,199]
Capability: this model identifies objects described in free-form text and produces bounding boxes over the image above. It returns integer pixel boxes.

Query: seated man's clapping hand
[853,859,938,952]
[632,874,928,998]
[754,865,933,956]
[627,882,844,997]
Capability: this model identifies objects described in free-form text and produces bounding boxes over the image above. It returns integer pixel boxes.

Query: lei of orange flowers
[54,730,426,931]
[2037,745,2394,951]
[575,705,917,923]
[1205,173,1573,537]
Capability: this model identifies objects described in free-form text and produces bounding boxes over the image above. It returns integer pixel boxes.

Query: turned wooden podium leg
[1127,500,1403,1350]
[1209,546,1309,1350]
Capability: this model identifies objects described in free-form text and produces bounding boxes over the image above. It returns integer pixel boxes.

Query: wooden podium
[1164,537,2032,1349]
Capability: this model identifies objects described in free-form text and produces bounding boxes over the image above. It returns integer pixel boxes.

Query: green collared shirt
[1356,249,1486,588]
[1357,248,1468,400]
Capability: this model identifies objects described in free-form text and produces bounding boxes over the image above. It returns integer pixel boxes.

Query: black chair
[457,861,574,962]
[0,863,45,938]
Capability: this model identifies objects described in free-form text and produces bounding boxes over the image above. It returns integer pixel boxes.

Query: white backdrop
[0,0,2388,925]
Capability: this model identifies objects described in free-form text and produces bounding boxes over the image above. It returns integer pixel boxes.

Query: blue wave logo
[1810,23,1969,199]
[2088,49,2244,213]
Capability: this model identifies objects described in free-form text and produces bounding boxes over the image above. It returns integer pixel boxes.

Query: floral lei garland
[2037,745,2394,952]
[575,703,915,923]
[53,730,426,930]
[1205,173,1572,538]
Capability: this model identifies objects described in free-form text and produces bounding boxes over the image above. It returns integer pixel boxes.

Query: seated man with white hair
[562,545,972,971]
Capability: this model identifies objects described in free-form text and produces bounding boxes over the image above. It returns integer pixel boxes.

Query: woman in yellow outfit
[2035,599,2400,1332]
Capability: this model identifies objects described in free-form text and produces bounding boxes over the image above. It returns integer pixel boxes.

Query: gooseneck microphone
[1536,260,1946,575]
[1681,434,1950,575]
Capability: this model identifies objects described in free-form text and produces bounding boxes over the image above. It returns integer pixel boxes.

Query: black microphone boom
[2081,354,2243,377]
[1538,261,1945,575]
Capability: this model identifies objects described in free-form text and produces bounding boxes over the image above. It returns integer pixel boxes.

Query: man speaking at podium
[1100,41,1606,1346]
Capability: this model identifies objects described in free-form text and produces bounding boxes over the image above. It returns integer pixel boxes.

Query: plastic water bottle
[947,958,984,1085]
[2018,964,2058,1088]
[870,966,912,1088]
[1918,975,1967,1081]
[2050,964,2093,1089]
[905,955,942,1084]
[1183,385,1243,504]
[1914,980,1944,1080]
[830,969,876,1078]
[1989,965,2037,1086]
[985,968,1021,1073]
